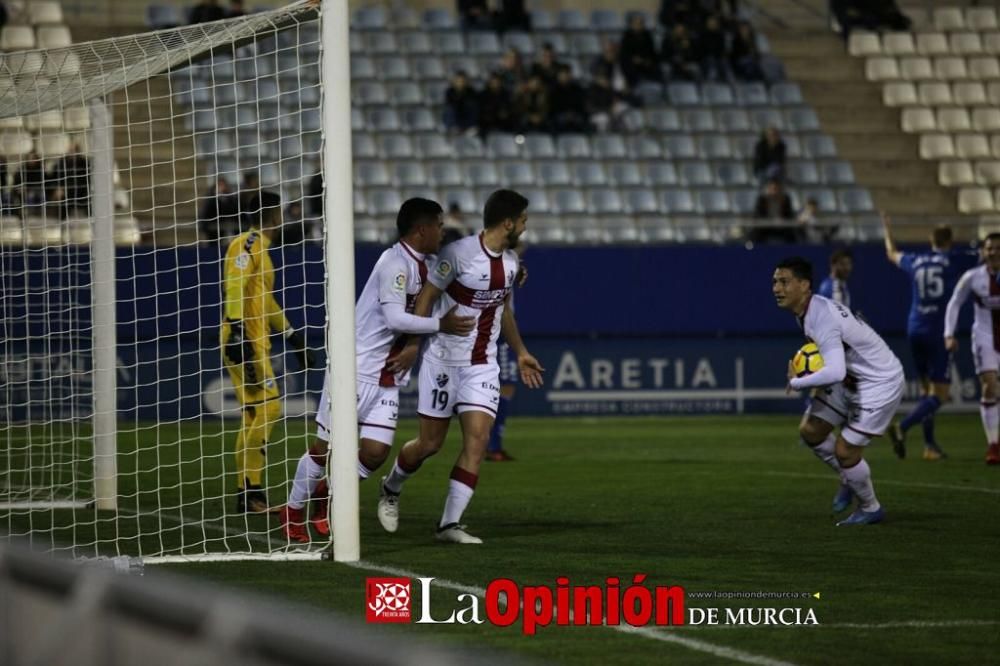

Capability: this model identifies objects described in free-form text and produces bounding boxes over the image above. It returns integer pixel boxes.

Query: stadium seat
[368,188,405,216]
[352,134,377,159]
[900,57,936,81]
[735,82,769,106]
[439,188,478,214]
[938,108,972,132]
[934,8,966,32]
[770,82,803,105]
[623,188,659,214]
[393,7,421,29]
[702,82,735,106]
[883,81,918,106]
[821,160,856,185]
[803,187,838,212]
[520,187,550,213]
[951,33,984,55]
[958,187,994,213]
[436,33,466,56]
[902,107,936,132]
[486,134,521,158]
[683,108,717,132]
[499,160,534,186]
[377,134,414,159]
[866,56,900,81]
[602,215,641,243]
[750,107,785,131]
[730,188,758,215]
[939,161,975,186]
[645,108,682,132]
[645,163,678,186]
[353,6,387,30]
[882,32,916,56]
[667,83,701,106]
[956,134,992,159]
[628,135,663,159]
[401,108,436,132]
[838,187,875,213]
[557,134,591,158]
[572,162,608,186]
[35,132,69,157]
[1,26,35,50]
[633,82,664,106]
[429,161,464,187]
[412,56,446,80]
[968,8,999,31]
[0,131,32,157]
[984,33,1000,55]
[551,188,587,214]
[453,135,484,158]
[732,133,761,159]
[787,108,820,132]
[558,9,588,30]
[696,189,731,215]
[914,32,947,56]
[364,32,398,55]
[392,162,427,188]
[635,216,678,242]
[24,110,62,131]
[673,216,715,242]
[954,81,987,106]
[146,4,183,28]
[465,161,499,187]
[525,215,566,243]
[975,161,1000,184]
[715,162,751,186]
[537,161,572,187]
[849,31,882,57]
[5,52,44,77]
[569,33,602,57]
[353,217,381,243]
[592,135,627,159]
[663,135,697,159]
[969,56,1000,79]
[45,51,81,78]
[354,81,388,105]
[608,163,643,187]
[918,81,952,105]
[563,216,605,245]
[524,134,556,159]
[698,136,732,159]
[365,108,400,132]
[399,32,433,56]
[468,32,501,55]
[680,161,714,186]
[920,134,956,159]
[934,57,969,79]
[415,134,452,159]
[590,9,624,31]
[422,8,457,30]
[973,108,1000,132]
[586,188,623,215]
[503,31,535,55]
[24,217,61,246]
[0,114,22,130]
[716,108,751,133]
[803,134,837,159]
[377,57,411,81]
[660,189,697,214]
[787,160,820,185]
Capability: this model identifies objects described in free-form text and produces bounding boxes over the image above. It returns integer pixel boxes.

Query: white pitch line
[764,472,1000,495]
[346,559,798,666]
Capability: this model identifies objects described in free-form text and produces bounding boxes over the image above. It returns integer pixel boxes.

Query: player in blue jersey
[881,215,978,460]
[817,248,853,308]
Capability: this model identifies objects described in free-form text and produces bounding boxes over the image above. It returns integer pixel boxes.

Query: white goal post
[0,0,360,563]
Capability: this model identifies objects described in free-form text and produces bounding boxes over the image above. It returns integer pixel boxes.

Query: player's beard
[506,228,520,250]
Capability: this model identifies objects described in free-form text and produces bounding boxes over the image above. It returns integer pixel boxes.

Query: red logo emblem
[366,577,411,623]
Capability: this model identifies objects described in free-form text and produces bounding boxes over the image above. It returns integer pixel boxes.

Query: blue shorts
[909,332,951,384]
[497,341,518,385]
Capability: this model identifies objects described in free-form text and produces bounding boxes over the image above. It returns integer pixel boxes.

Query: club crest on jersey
[435,373,449,388]
[234,252,250,270]
[393,272,406,293]
[435,260,452,279]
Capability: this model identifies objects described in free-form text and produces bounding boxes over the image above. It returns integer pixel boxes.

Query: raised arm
[880,212,903,266]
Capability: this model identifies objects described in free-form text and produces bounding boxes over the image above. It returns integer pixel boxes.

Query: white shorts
[418,358,500,420]
[808,374,905,447]
[972,330,1000,376]
[315,380,398,446]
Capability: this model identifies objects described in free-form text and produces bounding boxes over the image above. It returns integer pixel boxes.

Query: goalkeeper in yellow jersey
[221,190,314,513]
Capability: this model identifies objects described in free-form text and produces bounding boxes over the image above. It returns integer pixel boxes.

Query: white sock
[840,459,880,512]
[807,434,841,474]
[288,452,325,510]
[440,479,475,528]
[980,401,998,445]
[358,459,373,480]
[384,459,412,494]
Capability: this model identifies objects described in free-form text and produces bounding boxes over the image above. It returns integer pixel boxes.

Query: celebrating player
[882,215,978,460]
[774,257,904,525]
[817,248,853,308]
[378,189,544,544]
[277,198,475,542]
[221,191,314,513]
[944,233,1000,465]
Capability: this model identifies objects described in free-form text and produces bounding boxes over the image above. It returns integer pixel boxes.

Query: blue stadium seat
[564,216,605,245]
[353,6,387,30]
[636,216,678,242]
[803,187,838,212]
[783,134,804,158]
[559,9,588,30]
[353,134,377,159]
[412,56,447,80]
[445,56,479,78]
[453,135,485,158]
[430,162,464,187]
[378,134,415,159]
[392,8,421,30]
[520,187,551,213]
[628,136,663,159]
[592,134,627,159]
[399,31,434,55]
[674,217,716,243]
[377,57,412,81]
[389,82,425,106]
[821,160,856,185]
[730,133,758,159]
[537,161,572,186]
[402,108,436,132]
[368,188,403,216]
[527,215,567,243]
[535,33,566,53]
[503,31,535,55]
[354,217,381,243]
[681,161,715,186]
[416,135,452,159]
[354,81,388,105]
[531,10,556,30]
[634,82,664,106]
[365,108,401,132]
[587,188,624,214]
[364,32,398,55]
[735,82,769,106]
[803,134,837,159]
[392,163,427,187]
[603,215,641,243]
[440,188,479,214]
[645,108,682,132]
[702,82,735,106]
[697,189,732,215]
[663,135,697,159]
[624,188,660,214]
[660,189,697,214]
[436,33,466,55]
[645,163,678,186]
[487,134,521,158]
[591,9,624,31]
[551,188,588,214]
[787,160,821,185]
[570,34,602,57]
[423,8,457,30]
[730,187,759,214]
[557,134,591,158]
[751,107,785,131]
[770,82,803,105]
[573,162,608,186]
[715,162,751,185]
[500,161,535,186]
[668,82,701,106]
[469,32,502,55]
[698,136,732,159]
[608,162,643,187]
[466,161,500,187]
[524,133,557,159]
[619,109,646,133]
[787,108,820,132]
[683,108,717,132]
[354,189,368,215]
[838,187,875,213]
[717,109,752,133]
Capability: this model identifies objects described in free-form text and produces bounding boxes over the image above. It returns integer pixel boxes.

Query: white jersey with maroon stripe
[424,233,518,367]
[945,264,1000,352]
[355,241,430,387]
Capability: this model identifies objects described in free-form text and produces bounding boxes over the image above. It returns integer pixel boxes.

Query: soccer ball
[792,342,824,378]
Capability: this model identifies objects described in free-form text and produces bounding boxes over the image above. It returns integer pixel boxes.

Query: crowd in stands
[0,145,92,220]
[198,170,316,245]
[188,0,245,24]
[829,0,910,40]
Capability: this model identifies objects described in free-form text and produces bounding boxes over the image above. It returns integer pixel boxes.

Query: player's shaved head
[396,197,443,238]
[931,225,952,249]
[776,256,813,287]
[483,189,529,229]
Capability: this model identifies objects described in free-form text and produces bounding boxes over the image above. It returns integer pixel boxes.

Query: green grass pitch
[5,414,999,664]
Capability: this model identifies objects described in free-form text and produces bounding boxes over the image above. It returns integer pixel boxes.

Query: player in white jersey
[774,257,905,525]
[378,189,545,544]
[278,198,475,543]
[944,232,1000,465]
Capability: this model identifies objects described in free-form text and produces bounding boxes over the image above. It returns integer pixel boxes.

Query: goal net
[0,0,358,562]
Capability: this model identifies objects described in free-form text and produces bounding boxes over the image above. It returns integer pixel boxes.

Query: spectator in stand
[227,0,245,18]
[457,0,493,31]
[830,0,910,40]
[619,13,662,89]
[753,127,786,183]
[497,48,527,92]
[549,65,591,134]
[198,177,240,243]
[730,20,764,81]
[587,72,632,132]
[661,23,700,81]
[51,144,91,219]
[796,196,837,243]
[750,179,798,243]
[478,72,515,137]
[591,39,629,93]
[530,43,562,90]
[306,172,322,219]
[189,0,226,24]
[14,152,46,215]
[698,14,729,81]
[514,74,549,132]
[658,0,705,32]
[239,170,261,215]
[443,70,479,135]
[280,200,313,246]
[496,0,531,33]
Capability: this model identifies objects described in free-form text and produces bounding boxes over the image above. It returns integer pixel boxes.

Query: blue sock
[922,416,936,446]
[488,394,510,453]
[900,395,941,433]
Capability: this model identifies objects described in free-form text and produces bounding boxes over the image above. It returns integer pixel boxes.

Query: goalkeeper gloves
[286,328,316,370]
[225,320,258,384]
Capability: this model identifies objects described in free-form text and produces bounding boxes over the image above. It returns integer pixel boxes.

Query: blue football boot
[836,506,885,526]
